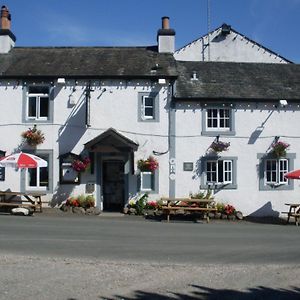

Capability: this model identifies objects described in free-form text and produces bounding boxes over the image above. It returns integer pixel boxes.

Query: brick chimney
[157,16,175,53]
[0,5,16,53]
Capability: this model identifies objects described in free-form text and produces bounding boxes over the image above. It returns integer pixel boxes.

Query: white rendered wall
[0,80,171,206]
[174,30,289,63]
[174,101,300,216]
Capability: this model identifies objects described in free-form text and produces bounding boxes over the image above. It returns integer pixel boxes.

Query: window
[26,153,49,190]
[142,96,154,120]
[139,170,159,193]
[21,150,53,193]
[206,159,232,184]
[207,108,230,130]
[202,106,235,136]
[26,86,50,120]
[200,156,237,189]
[257,153,295,191]
[140,172,154,191]
[138,92,159,122]
[265,159,288,185]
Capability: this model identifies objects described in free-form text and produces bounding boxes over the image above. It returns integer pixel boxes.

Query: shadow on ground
[102,285,300,300]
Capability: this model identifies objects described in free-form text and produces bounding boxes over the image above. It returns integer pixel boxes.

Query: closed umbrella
[0,152,47,168]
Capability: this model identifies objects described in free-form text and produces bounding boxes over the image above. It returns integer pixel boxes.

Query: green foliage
[216,202,225,213]
[135,193,148,215]
[190,190,213,200]
[66,194,95,208]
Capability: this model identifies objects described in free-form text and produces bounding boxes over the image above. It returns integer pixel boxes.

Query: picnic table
[160,197,217,223]
[283,203,300,226]
[0,191,45,212]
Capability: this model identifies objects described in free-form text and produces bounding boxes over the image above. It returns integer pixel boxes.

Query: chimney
[157,16,175,53]
[1,5,11,29]
[0,5,16,53]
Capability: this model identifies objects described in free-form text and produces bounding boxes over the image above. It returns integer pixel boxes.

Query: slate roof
[175,61,300,101]
[0,46,177,79]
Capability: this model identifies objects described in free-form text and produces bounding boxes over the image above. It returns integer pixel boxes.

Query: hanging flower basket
[21,125,45,146]
[137,156,159,172]
[210,140,230,153]
[72,156,90,172]
[271,141,289,158]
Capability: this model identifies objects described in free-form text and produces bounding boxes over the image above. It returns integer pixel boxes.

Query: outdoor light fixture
[279,99,288,107]
[158,78,166,84]
[57,78,66,84]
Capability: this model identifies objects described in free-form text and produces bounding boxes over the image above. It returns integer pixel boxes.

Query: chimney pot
[1,5,11,30]
[162,16,170,29]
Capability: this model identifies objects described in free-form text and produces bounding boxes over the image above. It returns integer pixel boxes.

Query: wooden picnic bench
[282,203,300,226]
[0,191,45,212]
[160,197,217,223]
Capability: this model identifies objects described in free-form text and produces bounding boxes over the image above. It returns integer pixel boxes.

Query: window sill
[201,130,236,136]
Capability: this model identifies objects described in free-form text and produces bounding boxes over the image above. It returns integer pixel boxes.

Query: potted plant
[210,140,230,154]
[270,141,289,158]
[137,155,159,172]
[21,125,45,146]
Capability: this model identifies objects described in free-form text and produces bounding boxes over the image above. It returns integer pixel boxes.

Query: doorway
[102,160,125,211]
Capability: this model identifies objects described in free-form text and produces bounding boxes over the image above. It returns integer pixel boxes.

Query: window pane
[144,107,154,117]
[218,161,223,182]
[28,168,37,187]
[40,167,48,187]
[141,172,152,190]
[266,160,277,183]
[28,97,37,117]
[144,97,154,107]
[207,161,217,182]
[39,97,49,117]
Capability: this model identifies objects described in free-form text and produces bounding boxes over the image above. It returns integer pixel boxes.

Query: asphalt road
[1,213,300,299]
[0,212,299,264]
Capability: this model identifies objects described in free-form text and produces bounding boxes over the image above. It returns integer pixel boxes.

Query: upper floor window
[202,106,235,136]
[138,92,159,122]
[27,86,49,120]
[142,96,155,120]
[207,108,230,130]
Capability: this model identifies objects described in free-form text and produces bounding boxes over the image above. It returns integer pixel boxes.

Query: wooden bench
[283,203,300,226]
[0,191,45,212]
[160,198,217,223]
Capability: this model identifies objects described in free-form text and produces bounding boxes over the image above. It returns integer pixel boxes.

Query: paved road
[1,213,300,299]
[0,213,299,264]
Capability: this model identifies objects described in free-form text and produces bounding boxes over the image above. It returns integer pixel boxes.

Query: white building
[0,6,299,216]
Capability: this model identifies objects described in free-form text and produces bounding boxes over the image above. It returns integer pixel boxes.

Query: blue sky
[3,0,300,62]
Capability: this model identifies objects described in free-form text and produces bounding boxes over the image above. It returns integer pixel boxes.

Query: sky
[3,0,300,62]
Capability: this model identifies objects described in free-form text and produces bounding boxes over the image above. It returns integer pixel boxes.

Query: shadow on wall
[248,201,280,218]
[57,90,87,155]
[104,285,300,300]
[52,90,88,206]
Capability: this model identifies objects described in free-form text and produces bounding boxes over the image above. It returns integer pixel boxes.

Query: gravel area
[0,253,300,300]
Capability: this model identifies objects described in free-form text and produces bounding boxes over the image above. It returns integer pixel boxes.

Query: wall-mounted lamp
[279,99,288,107]
[57,78,66,84]
[158,78,166,85]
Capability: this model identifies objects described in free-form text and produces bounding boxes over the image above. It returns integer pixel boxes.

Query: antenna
[207,0,211,61]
